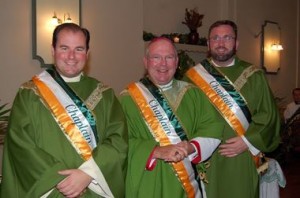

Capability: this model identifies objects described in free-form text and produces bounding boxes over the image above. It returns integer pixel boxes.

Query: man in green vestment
[0,23,128,197]
[119,37,224,198]
[185,20,281,198]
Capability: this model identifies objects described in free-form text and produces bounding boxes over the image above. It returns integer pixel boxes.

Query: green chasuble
[119,79,224,198]
[0,75,128,198]
[196,58,281,198]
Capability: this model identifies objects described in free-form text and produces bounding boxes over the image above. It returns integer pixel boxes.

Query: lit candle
[173,36,180,43]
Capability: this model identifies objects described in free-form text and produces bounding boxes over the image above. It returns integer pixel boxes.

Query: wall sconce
[270,43,283,51]
[32,0,81,68]
[51,12,73,26]
[255,20,283,74]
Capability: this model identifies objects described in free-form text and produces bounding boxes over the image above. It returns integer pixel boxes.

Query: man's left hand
[218,136,248,157]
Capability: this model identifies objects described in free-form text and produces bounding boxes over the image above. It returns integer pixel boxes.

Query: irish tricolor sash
[186,60,252,136]
[127,78,202,198]
[32,69,98,161]
[186,60,264,166]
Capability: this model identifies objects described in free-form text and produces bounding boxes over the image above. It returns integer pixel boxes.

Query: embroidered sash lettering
[32,70,98,160]
[186,60,263,167]
[186,62,250,135]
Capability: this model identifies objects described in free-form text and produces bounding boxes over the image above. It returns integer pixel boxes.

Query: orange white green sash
[186,61,265,167]
[186,61,251,137]
[32,70,97,161]
[127,80,202,198]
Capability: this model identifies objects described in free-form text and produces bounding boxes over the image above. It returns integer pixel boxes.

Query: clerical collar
[60,73,83,82]
[212,59,235,67]
[158,80,173,91]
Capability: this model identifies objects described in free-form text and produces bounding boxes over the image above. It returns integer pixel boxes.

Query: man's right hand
[57,169,92,198]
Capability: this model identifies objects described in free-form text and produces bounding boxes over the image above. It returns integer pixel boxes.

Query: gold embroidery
[85,83,109,110]
[199,161,210,184]
[234,66,260,91]
[168,82,194,110]
[21,81,43,99]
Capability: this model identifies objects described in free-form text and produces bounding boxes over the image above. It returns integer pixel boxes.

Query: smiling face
[51,29,89,78]
[208,24,239,66]
[144,39,178,85]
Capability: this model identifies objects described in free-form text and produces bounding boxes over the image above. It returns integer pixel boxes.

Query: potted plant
[182,8,204,44]
[0,101,10,144]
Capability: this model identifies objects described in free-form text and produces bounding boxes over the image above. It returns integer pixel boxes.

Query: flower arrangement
[182,8,204,31]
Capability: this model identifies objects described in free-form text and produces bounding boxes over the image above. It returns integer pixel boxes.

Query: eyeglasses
[209,35,236,42]
[147,55,176,63]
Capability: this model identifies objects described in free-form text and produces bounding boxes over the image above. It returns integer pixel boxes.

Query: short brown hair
[208,20,238,40]
[52,23,90,50]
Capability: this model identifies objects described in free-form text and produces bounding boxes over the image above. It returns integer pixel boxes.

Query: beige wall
[0,0,144,105]
[0,0,299,105]
[236,0,299,102]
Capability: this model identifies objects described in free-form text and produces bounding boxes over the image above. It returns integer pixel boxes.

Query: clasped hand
[56,169,92,198]
[153,141,195,163]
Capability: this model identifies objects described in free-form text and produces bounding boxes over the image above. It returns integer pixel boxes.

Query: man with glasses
[185,20,280,198]
[119,37,224,198]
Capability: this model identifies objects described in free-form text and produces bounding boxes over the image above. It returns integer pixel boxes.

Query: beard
[209,46,236,62]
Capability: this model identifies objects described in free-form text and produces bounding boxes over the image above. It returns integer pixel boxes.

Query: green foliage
[0,102,10,143]
[143,31,157,41]
[0,103,10,122]
[175,50,195,79]
[143,31,207,46]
